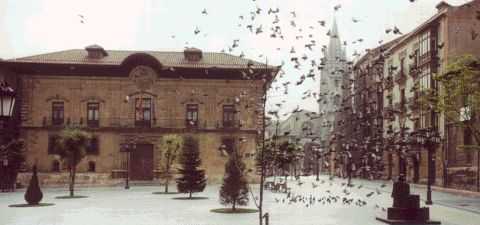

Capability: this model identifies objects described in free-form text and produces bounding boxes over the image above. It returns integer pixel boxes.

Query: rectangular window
[48,135,59,155]
[86,136,99,155]
[223,105,235,127]
[419,67,431,91]
[87,103,100,128]
[186,104,199,127]
[135,98,152,127]
[52,102,64,125]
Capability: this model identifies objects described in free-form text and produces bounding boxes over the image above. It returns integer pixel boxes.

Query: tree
[161,134,183,193]
[24,165,42,205]
[425,55,480,189]
[427,55,480,148]
[0,139,25,192]
[54,127,91,197]
[219,152,249,211]
[176,136,206,198]
[276,141,300,183]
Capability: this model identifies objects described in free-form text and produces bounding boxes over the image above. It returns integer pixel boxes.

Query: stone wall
[17,71,264,186]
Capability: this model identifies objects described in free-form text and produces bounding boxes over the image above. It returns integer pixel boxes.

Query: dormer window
[184,48,202,61]
[85,44,108,59]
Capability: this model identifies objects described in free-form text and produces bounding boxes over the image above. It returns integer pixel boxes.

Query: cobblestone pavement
[1,175,479,225]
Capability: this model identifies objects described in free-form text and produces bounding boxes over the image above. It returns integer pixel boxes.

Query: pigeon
[201,8,208,15]
[334,4,342,11]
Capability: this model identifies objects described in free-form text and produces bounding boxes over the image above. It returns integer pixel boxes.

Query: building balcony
[39,116,249,131]
[407,97,420,111]
[384,77,394,90]
[42,116,69,127]
[216,120,242,130]
[383,106,395,121]
[394,71,407,85]
[409,64,419,78]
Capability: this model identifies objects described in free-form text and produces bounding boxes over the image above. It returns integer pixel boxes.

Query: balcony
[383,105,395,121]
[409,63,419,78]
[393,102,406,113]
[42,116,69,127]
[384,76,394,90]
[217,120,242,130]
[108,117,208,129]
[39,116,252,131]
[86,119,99,128]
[394,71,407,85]
[407,97,420,111]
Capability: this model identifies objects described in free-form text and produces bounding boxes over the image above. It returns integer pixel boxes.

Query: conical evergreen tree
[176,136,207,198]
[24,165,43,205]
[219,152,249,211]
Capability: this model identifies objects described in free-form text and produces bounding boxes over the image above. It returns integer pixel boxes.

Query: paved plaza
[1,175,480,225]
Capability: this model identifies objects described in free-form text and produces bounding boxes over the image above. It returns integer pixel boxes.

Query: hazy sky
[0,0,472,118]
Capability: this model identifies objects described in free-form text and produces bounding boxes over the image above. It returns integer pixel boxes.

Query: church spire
[330,17,339,38]
[327,17,344,62]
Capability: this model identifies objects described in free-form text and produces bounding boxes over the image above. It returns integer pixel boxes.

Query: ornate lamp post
[0,82,16,192]
[120,139,136,189]
[414,128,441,205]
[0,81,16,125]
[312,145,322,181]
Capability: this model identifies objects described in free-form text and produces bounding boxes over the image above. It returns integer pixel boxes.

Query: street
[1,175,479,225]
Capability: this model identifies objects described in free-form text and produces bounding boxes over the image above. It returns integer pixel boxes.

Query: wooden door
[130,144,154,180]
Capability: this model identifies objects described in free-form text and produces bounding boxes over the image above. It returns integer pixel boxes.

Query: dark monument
[376,174,440,224]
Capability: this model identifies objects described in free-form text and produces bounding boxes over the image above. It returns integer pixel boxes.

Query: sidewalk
[343,176,480,215]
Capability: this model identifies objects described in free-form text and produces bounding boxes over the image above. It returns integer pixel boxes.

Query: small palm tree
[54,127,91,197]
[161,134,183,193]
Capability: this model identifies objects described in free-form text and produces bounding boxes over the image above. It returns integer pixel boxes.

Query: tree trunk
[164,154,170,193]
[189,191,192,199]
[70,155,77,197]
[232,200,236,211]
[69,166,75,197]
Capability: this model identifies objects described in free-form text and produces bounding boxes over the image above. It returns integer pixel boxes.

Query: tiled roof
[6,49,276,70]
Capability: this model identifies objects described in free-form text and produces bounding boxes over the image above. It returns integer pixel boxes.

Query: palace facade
[0,45,279,186]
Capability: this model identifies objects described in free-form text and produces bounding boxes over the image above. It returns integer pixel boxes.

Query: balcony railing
[42,116,69,127]
[216,120,242,129]
[394,71,407,84]
[384,77,394,90]
[393,102,406,113]
[40,116,249,130]
[407,97,420,111]
[409,65,419,78]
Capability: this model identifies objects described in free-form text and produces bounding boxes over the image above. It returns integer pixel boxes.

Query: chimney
[184,47,202,61]
[436,1,451,12]
[85,44,108,59]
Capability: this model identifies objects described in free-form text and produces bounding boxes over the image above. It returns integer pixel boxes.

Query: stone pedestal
[376,195,440,224]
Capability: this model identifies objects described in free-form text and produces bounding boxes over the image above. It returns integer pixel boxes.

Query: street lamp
[312,146,322,181]
[120,140,136,189]
[0,82,16,123]
[414,128,440,205]
[0,82,16,192]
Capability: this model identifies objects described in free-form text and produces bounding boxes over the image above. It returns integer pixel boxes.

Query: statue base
[376,217,441,225]
[376,207,440,224]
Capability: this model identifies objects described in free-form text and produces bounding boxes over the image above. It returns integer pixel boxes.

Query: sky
[0,0,473,119]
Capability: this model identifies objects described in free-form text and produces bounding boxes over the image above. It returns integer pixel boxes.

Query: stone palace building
[0,45,279,186]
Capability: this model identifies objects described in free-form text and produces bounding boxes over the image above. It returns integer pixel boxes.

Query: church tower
[318,18,347,146]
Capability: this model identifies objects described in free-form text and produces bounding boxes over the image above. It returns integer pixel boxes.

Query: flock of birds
[74,1,480,144]
[271,177,390,211]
